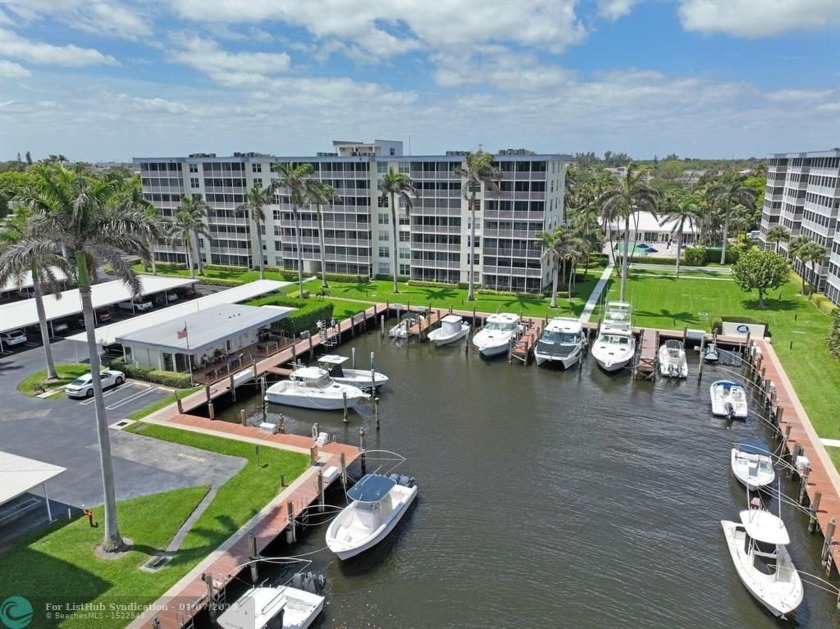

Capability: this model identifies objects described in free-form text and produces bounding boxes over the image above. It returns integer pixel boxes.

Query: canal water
[211,326,839,628]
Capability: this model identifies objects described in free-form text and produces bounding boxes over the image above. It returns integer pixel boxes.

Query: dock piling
[359,427,367,475]
[340,452,347,493]
[202,573,217,622]
[208,400,215,420]
[317,471,325,512]
[286,501,296,543]
[810,492,822,533]
[248,534,259,583]
[375,396,380,430]
[342,392,348,423]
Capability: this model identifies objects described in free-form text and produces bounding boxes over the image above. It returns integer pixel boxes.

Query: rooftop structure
[0,451,66,522]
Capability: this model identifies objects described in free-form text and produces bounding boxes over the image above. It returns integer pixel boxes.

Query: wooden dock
[407,308,442,337]
[509,317,544,364]
[635,328,658,379]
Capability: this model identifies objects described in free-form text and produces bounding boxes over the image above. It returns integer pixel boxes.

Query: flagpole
[184,322,194,387]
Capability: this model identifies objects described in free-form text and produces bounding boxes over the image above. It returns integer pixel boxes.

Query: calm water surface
[212,326,840,629]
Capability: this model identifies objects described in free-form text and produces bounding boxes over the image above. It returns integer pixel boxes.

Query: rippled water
[211,327,840,628]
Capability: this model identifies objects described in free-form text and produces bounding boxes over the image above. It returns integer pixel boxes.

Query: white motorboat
[326,473,417,560]
[721,506,803,618]
[216,582,325,629]
[591,302,635,373]
[731,440,776,491]
[704,343,720,363]
[658,339,688,378]
[533,317,588,369]
[710,380,749,419]
[317,354,389,391]
[265,365,369,410]
[428,314,470,346]
[472,312,522,358]
[388,310,425,339]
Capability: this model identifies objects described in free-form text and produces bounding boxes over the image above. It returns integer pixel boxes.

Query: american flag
[177,325,188,340]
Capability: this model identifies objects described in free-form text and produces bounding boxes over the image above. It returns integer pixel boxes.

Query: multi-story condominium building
[759,149,840,305]
[135,142,570,294]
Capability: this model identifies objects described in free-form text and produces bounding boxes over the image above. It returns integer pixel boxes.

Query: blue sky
[0,0,837,162]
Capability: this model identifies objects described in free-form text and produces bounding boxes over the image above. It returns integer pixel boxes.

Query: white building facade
[135,142,570,294]
[759,149,840,305]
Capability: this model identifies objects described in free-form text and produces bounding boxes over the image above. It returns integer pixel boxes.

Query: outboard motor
[725,402,734,420]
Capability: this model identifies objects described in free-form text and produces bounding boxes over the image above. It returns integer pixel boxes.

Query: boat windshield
[544,331,580,345]
[601,334,631,346]
[485,321,516,332]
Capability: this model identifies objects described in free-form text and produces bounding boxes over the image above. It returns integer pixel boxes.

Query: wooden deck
[407,308,443,337]
[509,317,544,364]
[635,328,658,378]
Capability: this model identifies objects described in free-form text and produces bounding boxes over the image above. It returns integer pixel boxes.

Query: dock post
[286,501,296,543]
[351,347,356,369]
[317,471,325,512]
[240,409,246,425]
[308,333,313,360]
[202,573,217,623]
[340,452,347,493]
[205,384,211,404]
[359,427,367,475]
[208,400,215,420]
[279,414,286,433]
[230,374,236,402]
[175,390,183,413]
[380,316,385,336]
[698,337,705,380]
[774,405,783,428]
[799,462,811,504]
[342,392,348,423]
[782,422,792,459]
[374,396,380,431]
[291,342,296,365]
[248,534,259,583]
[810,492,822,533]
[310,446,318,466]
[822,518,836,566]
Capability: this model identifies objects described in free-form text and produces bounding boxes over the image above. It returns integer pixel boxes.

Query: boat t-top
[389,308,426,339]
[721,505,803,618]
[591,302,635,373]
[710,380,749,419]
[264,365,369,411]
[427,314,470,346]
[533,317,588,369]
[472,312,522,358]
[317,354,389,391]
[658,339,688,378]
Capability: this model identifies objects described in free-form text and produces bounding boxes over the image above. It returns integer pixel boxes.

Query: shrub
[202,263,249,273]
[245,294,334,336]
[323,272,371,284]
[627,256,675,265]
[683,247,706,266]
[110,359,192,388]
[406,280,467,290]
[705,246,740,264]
[194,277,244,287]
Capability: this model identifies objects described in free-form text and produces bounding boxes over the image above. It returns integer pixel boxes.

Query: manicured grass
[0,486,210,629]
[17,363,91,396]
[133,264,296,284]
[125,385,204,421]
[603,268,840,438]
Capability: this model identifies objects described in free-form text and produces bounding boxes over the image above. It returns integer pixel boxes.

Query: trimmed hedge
[110,358,192,388]
[709,315,771,337]
[407,279,468,290]
[202,263,249,273]
[626,256,676,265]
[245,294,334,336]
[683,247,706,266]
[196,277,245,287]
[705,246,740,264]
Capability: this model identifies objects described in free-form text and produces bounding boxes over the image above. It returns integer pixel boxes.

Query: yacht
[472,312,522,358]
[265,365,369,410]
[591,302,635,373]
[533,317,588,369]
[658,339,688,378]
[317,354,389,391]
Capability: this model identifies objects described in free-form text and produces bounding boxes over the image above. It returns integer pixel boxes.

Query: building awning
[68,280,289,347]
[115,303,293,355]
[0,451,66,507]
[0,275,196,335]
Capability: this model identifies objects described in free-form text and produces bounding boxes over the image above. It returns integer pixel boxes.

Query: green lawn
[0,424,309,628]
[17,363,91,396]
[604,268,840,438]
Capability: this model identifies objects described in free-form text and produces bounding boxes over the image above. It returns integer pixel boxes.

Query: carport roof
[1,267,69,294]
[115,303,292,354]
[0,275,195,334]
[69,280,289,346]
[0,451,66,507]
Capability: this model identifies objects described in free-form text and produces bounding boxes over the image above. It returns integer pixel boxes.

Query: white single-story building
[603,211,700,248]
[115,303,293,373]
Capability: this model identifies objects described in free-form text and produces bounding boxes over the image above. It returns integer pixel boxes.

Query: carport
[0,451,66,523]
[1,266,69,299]
[0,275,196,352]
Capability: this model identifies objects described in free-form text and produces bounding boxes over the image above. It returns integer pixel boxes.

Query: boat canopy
[347,474,396,503]
[737,439,772,457]
[318,354,349,366]
[664,339,683,350]
[441,314,463,324]
[739,509,791,545]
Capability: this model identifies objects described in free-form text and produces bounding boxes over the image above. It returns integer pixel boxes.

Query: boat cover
[737,439,771,457]
[348,474,396,503]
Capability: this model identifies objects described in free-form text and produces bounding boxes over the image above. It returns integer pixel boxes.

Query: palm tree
[798,240,827,298]
[536,226,583,308]
[453,151,501,301]
[765,225,790,254]
[178,194,212,275]
[658,192,701,277]
[379,168,415,294]
[270,162,315,296]
[308,181,342,290]
[167,209,211,279]
[598,164,659,300]
[236,182,273,280]
[26,164,154,553]
[706,171,756,264]
[0,217,70,379]
[111,175,160,274]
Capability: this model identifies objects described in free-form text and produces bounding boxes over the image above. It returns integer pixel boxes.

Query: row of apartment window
[808,175,839,188]
[812,157,840,169]
[799,227,829,248]
[144,193,182,203]
[142,178,183,187]
[804,192,839,209]
[209,225,248,235]
[803,209,838,228]
[484,257,542,270]
[788,173,808,183]
[143,163,182,172]
[485,200,547,213]
[832,240,840,256]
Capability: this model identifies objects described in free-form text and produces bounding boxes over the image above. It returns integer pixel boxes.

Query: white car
[0,329,28,346]
[117,299,154,312]
[65,370,125,399]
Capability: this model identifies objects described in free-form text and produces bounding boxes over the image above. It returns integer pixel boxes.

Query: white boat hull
[428,325,470,346]
[265,384,368,410]
[534,345,583,369]
[330,369,389,390]
[474,340,511,358]
[326,483,418,560]
[710,381,749,419]
[731,448,776,491]
[721,520,803,618]
[216,584,325,629]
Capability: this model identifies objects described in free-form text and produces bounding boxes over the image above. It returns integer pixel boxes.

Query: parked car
[0,329,28,346]
[117,299,154,312]
[76,310,112,327]
[65,370,125,399]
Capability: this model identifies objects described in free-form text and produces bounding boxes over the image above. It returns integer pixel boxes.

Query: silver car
[65,370,126,399]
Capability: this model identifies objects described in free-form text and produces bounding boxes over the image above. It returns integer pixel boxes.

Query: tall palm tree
[236,182,273,280]
[536,226,582,308]
[167,209,211,279]
[308,181,342,290]
[765,225,790,254]
[26,164,154,553]
[453,151,501,301]
[178,194,212,275]
[111,175,160,274]
[270,162,315,296]
[658,191,701,277]
[706,171,756,264]
[598,164,659,300]
[379,168,415,294]
[798,240,827,298]
[0,216,70,379]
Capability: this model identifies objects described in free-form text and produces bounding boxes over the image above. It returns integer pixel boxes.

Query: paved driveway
[0,337,244,545]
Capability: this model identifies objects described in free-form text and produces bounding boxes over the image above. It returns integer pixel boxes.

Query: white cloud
[170,34,291,84]
[678,0,840,37]
[116,93,189,115]
[433,47,571,91]
[0,28,119,66]
[598,0,638,21]
[765,88,836,102]
[0,0,152,40]
[0,59,30,78]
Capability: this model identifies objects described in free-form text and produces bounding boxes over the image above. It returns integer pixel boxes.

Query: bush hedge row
[109,358,192,388]
[245,294,334,336]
